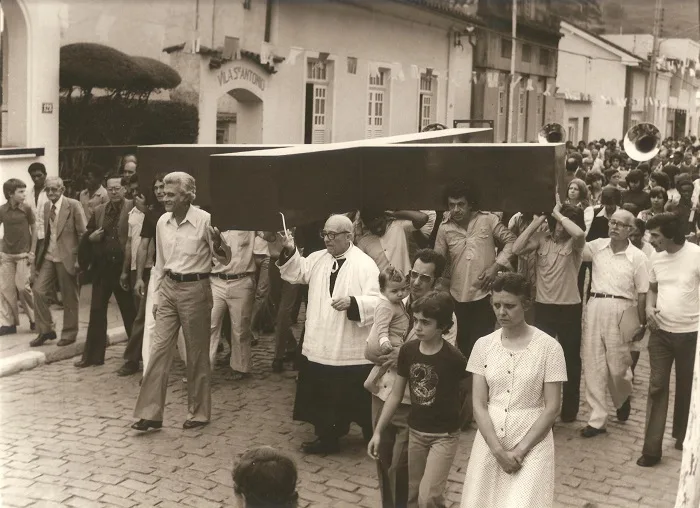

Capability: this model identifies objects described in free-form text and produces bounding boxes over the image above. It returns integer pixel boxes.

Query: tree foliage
[60,43,182,100]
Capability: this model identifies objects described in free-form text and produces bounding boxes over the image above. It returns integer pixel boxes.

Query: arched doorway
[216,86,263,145]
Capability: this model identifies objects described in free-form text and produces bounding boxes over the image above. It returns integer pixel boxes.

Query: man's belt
[166,271,210,283]
[214,272,254,281]
[590,292,629,300]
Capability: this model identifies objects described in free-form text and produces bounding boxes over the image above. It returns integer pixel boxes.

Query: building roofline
[560,19,643,65]
[389,0,483,25]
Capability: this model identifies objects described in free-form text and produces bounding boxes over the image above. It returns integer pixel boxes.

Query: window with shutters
[305,59,333,144]
[418,73,436,131]
[367,69,389,138]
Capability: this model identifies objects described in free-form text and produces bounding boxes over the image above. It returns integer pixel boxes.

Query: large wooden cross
[137,128,564,231]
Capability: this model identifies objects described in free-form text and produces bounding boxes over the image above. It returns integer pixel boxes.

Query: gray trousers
[133,276,213,423]
[34,260,79,342]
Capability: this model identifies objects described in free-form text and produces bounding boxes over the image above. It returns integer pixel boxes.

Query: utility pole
[646,0,663,123]
[506,0,517,143]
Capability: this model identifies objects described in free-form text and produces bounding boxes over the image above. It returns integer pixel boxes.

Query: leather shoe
[117,361,139,377]
[29,331,57,347]
[74,359,103,368]
[183,420,209,430]
[131,419,162,431]
[616,397,631,422]
[272,359,284,373]
[301,438,339,455]
[636,454,660,467]
[57,338,76,346]
[580,425,607,438]
[0,325,17,336]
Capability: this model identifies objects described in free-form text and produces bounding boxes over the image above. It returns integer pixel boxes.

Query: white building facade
[605,34,700,138]
[556,21,642,142]
[0,0,478,191]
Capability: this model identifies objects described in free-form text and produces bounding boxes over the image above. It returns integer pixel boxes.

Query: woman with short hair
[460,273,567,508]
[638,187,668,223]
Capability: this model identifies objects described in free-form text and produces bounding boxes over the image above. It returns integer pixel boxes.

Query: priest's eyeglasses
[320,231,351,240]
[409,270,434,283]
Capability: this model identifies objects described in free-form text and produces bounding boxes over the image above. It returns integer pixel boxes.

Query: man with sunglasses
[364,249,456,508]
[278,214,380,455]
[580,209,649,438]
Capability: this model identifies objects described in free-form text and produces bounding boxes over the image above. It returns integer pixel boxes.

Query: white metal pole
[506,0,517,143]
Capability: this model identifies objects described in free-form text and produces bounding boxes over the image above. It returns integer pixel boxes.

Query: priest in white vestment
[278,215,380,454]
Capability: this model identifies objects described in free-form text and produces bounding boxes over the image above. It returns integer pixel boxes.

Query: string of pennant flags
[224,39,684,109]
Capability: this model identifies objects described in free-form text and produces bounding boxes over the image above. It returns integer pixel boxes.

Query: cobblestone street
[0,332,684,508]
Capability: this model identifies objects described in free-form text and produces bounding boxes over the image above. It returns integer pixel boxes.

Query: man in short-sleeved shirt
[580,210,649,437]
[0,183,36,334]
[511,204,586,422]
[637,213,700,467]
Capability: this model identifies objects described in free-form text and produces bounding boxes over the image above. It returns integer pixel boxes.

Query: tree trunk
[675,336,700,507]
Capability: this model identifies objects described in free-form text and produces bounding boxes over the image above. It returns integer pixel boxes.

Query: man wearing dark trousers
[77,173,135,368]
[637,213,700,467]
[434,181,515,427]
[512,203,587,422]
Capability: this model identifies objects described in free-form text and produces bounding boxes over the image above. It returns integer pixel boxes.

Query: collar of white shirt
[591,237,637,264]
[167,204,202,228]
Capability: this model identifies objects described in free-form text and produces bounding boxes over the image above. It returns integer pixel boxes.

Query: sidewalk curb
[0,327,127,378]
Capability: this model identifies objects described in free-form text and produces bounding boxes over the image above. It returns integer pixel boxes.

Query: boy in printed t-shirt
[368,291,466,508]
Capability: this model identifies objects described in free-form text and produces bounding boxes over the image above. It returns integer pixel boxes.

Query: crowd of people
[0,134,699,507]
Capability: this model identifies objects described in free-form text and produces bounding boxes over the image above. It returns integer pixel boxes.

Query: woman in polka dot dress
[460,273,567,508]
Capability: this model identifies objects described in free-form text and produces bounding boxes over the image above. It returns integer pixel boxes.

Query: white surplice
[279,244,380,366]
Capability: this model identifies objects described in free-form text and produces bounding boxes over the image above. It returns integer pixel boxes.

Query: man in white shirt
[637,213,700,467]
[27,163,50,256]
[580,209,649,438]
[132,172,231,432]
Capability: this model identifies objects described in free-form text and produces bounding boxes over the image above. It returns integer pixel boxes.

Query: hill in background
[598,0,699,40]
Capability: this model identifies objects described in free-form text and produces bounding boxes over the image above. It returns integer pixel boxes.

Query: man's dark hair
[604,168,620,184]
[105,172,122,184]
[558,203,586,232]
[662,165,681,188]
[650,171,670,190]
[411,291,454,333]
[634,218,646,235]
[646,212,686,245]
[622,202,640,217]
[233,447,298,508]
[585,171,604,185]
[84,163,105,180]
[637,162,651,175]
[413,249,447,279]
[491,272,532,301]
[443,181,479,209]
[3,178,27,200]
[625,169,644,185]
[601,186,622,206]
[28,162,47,175]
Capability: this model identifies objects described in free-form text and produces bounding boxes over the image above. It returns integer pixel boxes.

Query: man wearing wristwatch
[580,209,649,438]
[637,213,700,467]
[132,172,231,432]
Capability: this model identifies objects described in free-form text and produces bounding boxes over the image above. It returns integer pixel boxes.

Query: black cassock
[292,258,373,441]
